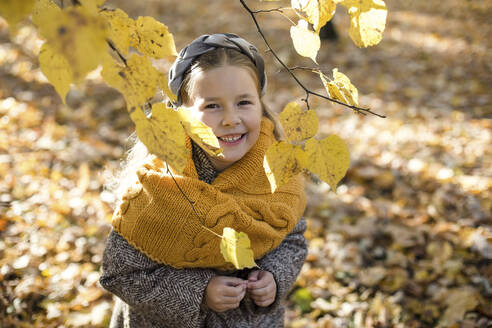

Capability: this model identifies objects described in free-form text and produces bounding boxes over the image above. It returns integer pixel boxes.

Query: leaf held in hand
[320,69,359,106]
[131,16,178,59]
[304,135,349,191]
[290,19,320,63]
[130,103,188,173]
[280,102,319,142]
[340,0,387,47]
[220,227,257,270]
[264,141,306,192]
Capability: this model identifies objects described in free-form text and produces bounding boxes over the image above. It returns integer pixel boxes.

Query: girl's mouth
[218,133,245,145]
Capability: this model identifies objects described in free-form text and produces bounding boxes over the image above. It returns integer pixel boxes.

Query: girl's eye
[204,103,219,109]
[238,100,252,106]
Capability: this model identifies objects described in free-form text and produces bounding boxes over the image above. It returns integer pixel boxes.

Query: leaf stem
[238,0,386,118]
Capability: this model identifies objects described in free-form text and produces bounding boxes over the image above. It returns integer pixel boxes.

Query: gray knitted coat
[100,143,308,328]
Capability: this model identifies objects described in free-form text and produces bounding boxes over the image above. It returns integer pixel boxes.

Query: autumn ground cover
[0,0,491,327]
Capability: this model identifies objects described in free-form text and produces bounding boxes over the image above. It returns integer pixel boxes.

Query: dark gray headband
[168,33,266,108]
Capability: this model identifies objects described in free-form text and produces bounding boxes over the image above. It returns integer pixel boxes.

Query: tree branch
[239,0,386,118]
[107,40,128,66]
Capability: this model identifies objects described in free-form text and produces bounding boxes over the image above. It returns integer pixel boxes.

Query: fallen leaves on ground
[0,0,491,327]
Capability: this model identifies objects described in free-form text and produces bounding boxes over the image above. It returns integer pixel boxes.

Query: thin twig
[165,163,222,239]
[107,40,128,66]
[289,66,318,72]
[239,0,386,118]
[252,7,283,14]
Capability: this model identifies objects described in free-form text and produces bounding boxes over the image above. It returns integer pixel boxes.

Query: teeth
[220,135,242,142]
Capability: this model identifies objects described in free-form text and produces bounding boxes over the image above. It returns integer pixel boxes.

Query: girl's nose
[222,108,241,126]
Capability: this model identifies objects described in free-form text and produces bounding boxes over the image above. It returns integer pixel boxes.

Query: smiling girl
[100,33,307,328]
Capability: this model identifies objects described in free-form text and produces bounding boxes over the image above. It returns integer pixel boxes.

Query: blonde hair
[108,48,282,202]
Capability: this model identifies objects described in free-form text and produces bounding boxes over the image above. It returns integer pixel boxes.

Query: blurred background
[0,0,491,327]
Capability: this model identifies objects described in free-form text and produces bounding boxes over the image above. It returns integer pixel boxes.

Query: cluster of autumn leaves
[0,0,386,269]
[288,0,387,62]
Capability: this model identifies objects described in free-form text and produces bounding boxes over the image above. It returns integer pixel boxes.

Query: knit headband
[168,33,267,108]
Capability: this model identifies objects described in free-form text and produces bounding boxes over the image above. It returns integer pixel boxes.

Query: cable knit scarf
[112,118,306,270]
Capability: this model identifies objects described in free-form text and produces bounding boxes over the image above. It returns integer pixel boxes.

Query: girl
[100,33,308,328]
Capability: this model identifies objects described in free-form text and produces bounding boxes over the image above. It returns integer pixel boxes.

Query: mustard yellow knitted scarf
[112,118,306,270]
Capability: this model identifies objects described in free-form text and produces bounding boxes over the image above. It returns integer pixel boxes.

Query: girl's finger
[221,283,246,297]
[248,270,260,282]
[223,277,247,287]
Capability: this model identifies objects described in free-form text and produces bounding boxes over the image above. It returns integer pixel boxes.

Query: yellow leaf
[264,141,306,192]
[100,9,135,56]
[291,0,337,33]
[32,0,61,32]
[131,16,178,59]
[320,69,359,106]
[290,19,320,63]
[304,135,349,191]
[178,108,222,157]
[79,0,106,10]
[0,0,36,29]
[38,42,73,102]
[102,53,160,108]
[220,227,257,270]
[279,102,318,142]
[37,6,107,81]
[130,103,188,173]
[157,71,177,103]
[340,0,387,47]
[439,287,480,327]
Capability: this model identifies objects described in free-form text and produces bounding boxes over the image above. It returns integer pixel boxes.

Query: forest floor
[0,0,491,327]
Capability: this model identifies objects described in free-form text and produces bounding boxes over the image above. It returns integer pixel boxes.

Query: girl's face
[184,65,263,171]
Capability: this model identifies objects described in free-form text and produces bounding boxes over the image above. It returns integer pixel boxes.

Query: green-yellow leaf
[304,135,349,191]
[131,16,178,59]
[178,108,223,157]
[100,9,135,56]
[340,0,387,47]
[102,53,160,108]
[290,19,320,63]
[320,69,359,106]
[0,0,36,29]
[38,42,73,102]
[36,6,107,81]
[279,102,318,142]
[291,0,337,33]
[220,227,257,270]
[130,103,188,173]
[264,141,306,192]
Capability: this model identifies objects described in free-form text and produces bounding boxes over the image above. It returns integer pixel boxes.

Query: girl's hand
[247,270,277,307]
[205,276,247,312]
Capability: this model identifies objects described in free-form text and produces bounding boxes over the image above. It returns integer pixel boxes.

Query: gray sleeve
[99,230,215,328]
[254,217,308,312]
